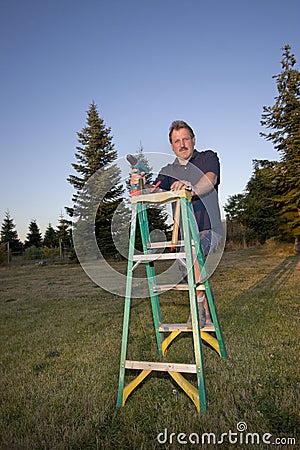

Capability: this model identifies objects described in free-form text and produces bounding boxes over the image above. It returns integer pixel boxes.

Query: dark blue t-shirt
[154,149,223,234]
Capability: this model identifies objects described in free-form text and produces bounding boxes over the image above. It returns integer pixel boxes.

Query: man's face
[170,127,195,160]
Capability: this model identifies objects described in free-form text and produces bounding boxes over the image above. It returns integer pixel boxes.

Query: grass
[0,246,299,449]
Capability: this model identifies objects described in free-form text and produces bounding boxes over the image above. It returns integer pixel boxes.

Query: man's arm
[170,172,218,196]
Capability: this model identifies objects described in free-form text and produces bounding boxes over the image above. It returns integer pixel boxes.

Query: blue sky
[1,0,299,241]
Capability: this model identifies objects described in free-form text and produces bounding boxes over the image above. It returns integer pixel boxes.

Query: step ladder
[116,188,227,412]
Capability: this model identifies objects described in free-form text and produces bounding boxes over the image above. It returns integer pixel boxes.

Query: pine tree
[43,223,58,248]
[224,193,247,223]
[260,45,300,248]
[67,102,125,256]
[57,215,71,246]
[0,211,23,252]
[242,160,282,243]
[225,160,284,245]
[24,219,42,248]
[54,214,71,259]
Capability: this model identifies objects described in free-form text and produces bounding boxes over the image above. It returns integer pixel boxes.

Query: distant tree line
[224,45,300,252]
[0,211,72,264]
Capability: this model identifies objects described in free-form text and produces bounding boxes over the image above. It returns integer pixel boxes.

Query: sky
[1,0,299,242]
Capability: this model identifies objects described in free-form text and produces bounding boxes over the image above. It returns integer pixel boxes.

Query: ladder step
[148,240,184,249]
[148,240,195,249]
[158,323,216,332]
[132,252,186,262]
[153,283,205,292]
[125,360,197,373]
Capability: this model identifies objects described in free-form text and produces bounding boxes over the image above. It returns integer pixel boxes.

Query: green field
[0,246,299,449]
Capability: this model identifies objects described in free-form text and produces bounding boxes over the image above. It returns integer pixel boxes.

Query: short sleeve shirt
[154,149,223,234]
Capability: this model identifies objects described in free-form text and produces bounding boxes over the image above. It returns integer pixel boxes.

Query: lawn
[0,246,299,449]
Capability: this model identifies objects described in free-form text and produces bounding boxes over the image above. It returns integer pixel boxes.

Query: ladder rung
[158,323,216,332]
[125,360,197,373]
[132,252,186,262]
[148,241,184,249]
[153,284,205,292]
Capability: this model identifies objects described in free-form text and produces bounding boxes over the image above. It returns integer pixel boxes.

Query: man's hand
[170,180,192,191]
[170,172,218,195]
[130,168,146,187]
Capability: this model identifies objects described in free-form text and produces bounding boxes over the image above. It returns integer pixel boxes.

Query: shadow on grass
[226,254,300,437]
[246,254,300,294]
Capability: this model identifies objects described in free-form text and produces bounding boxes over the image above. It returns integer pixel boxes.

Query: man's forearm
[192,172,218,196]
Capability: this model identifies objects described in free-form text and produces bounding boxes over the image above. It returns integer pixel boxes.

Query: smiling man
[130,120,223,327]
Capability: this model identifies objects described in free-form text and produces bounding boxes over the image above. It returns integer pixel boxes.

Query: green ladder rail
[116,189,227,413]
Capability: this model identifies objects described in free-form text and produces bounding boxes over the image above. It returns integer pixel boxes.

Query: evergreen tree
[224,193,248,246]
[224,193,247,223]
[242,160,282,243]
[0,211,23,252]
[225,161,283,244]
[24,219,42,248]
[43,223,58,248]
[260,45,300,247]
[57,215,72,246]
[67,102,125,256]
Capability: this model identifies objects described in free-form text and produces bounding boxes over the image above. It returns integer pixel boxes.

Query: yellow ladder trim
[168,371,200,412]
[122,370,151,406]
[161,330,181,356]
[201,331,221,356]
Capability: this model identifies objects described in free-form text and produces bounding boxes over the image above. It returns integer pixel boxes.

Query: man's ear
[192,137,196,146]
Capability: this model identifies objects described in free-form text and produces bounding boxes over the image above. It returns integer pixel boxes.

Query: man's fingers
[130,170,146,187]
[171,180,192,191]
[131,169,145,177]
[171,181,183,190]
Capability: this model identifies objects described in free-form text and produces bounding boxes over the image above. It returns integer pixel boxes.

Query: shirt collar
[174,149,197,165]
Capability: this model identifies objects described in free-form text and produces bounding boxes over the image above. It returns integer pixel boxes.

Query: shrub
[0,243,8,265]
[23,245,45,260]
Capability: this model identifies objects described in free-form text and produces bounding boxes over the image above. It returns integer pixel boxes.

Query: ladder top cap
[131,188,192,204]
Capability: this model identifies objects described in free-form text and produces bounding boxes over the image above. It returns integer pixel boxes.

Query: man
[130,120,223,326]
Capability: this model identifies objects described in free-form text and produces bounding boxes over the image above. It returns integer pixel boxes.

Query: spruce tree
[242,160,282,243]
[43,223,58,248]
[0,211,23,252]
[260,45,300,248]
[67,102,124,256]
[225,160,286,245]
[56,215,72,250]
[24,219,42,248]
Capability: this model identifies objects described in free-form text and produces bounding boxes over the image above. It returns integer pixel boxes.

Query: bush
[0,243,8,265]
[43,247,60,261]
[225,220,261,249]
[23,245,45,260]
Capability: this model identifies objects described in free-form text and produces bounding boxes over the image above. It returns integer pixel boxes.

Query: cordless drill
[126,154,149,196]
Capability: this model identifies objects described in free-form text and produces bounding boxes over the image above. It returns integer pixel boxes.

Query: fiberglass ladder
[116,188,227,412]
